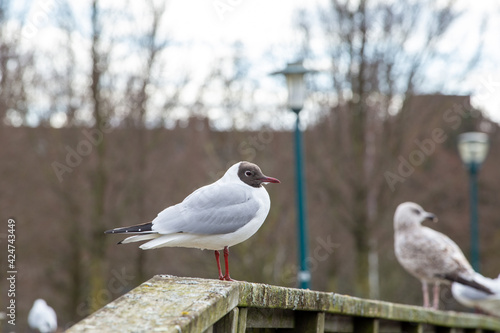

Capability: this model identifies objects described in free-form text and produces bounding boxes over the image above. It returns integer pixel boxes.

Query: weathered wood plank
[213,307,239,333]
[237,307,248,333]
[237,282,500,331]
[324,314,353,332]
[67,275,500,332]
[245,307,294,328]
[291,311,325,333]
[67,275,239,333]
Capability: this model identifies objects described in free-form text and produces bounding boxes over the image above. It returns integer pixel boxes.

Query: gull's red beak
[260,176,280,184]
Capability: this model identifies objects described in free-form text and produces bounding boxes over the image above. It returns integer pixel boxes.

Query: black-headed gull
[394,202,492,309]
[28,299,57,333]
[105,161,280,281]
[452,273,500,316]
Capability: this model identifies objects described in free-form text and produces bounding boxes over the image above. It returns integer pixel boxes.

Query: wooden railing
[67,275,500,333]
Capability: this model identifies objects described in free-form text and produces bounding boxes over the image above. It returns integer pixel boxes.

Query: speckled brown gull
[393,202,492,309]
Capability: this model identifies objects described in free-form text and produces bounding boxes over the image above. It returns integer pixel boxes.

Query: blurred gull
[105,161,279,281]
[452,273,500,316]
[394,202,492,309]
[28,299,57,333]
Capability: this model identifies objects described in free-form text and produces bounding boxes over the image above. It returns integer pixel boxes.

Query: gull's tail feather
[105,222,153,234]
[443,273,494,295]
[452,272,500,316]
[118,234,159,244]
[140,234,185,250]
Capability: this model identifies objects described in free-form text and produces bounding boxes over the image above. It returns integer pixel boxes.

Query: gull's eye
[411,208,420,215]
[245,170,253,177]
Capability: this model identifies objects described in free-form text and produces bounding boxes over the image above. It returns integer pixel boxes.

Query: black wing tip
[442,274,494,295]
[104,222,153,235]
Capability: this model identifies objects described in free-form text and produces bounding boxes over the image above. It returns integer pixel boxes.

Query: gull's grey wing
[152,182,259,235]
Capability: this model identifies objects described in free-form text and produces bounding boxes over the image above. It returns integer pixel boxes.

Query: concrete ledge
[68,275,500,332]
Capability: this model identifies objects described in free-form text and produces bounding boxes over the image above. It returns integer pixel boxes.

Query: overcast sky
[18,0,500,125]
[161,0,500,122]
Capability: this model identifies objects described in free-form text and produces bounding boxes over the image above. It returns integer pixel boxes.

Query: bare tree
[191,41,261,129]
[120,0,170,283]
[313,0,475,297]
[0,1,32,127]
[87,0,111,312]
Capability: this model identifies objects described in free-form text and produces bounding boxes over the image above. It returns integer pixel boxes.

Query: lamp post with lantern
[457,132,489,272]
[271,60,315,289]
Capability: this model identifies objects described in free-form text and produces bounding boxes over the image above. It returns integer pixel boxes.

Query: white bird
[28,299,57,333]
[452,273,500,316]
[393,202,492,309]
[105,161,280,281]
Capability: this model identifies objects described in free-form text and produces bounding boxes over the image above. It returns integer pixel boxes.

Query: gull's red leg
[215,250,224,280]
[223,246,234,281]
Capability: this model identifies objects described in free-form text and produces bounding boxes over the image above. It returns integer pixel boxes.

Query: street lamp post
[271,60,315,289]
[457,132,489,273]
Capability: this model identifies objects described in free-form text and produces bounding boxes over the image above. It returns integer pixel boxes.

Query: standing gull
[393,202,492,309]
[105,161,280,281]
